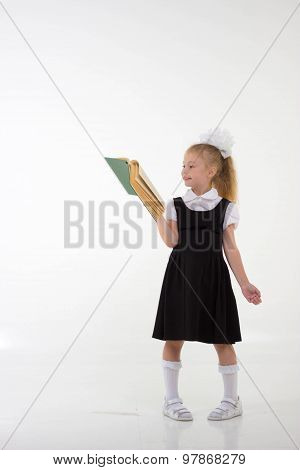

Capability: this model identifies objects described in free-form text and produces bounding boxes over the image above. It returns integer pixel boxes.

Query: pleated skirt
[152,250,242,344]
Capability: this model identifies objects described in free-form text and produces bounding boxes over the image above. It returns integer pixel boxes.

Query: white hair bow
[198,127,235,158]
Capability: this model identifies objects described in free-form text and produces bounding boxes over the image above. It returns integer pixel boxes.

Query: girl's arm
[156,214,179,248]
[222,224,262,305]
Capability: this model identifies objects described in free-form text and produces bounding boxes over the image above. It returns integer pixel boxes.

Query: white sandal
[163,396,193,421]
[207,396,243,421]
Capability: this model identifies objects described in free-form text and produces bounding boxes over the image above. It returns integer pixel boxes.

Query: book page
[136,163,165,206]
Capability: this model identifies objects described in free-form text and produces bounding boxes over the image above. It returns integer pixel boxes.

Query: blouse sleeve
[164,198,177,221]
[223,202,240,230]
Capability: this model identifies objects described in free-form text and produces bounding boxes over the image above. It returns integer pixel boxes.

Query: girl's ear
[208,165,217,178]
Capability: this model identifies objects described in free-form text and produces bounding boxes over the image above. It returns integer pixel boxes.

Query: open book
[105,157,165,222]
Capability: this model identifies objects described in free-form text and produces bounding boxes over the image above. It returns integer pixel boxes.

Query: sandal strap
[164,397,192,418]
[166,402,185,412]
[215,404,229,413]
[175,409,191,417]
[221,397,238,406]
[212,398,238,415]
[168,405,191,417]
[165,397,183,406]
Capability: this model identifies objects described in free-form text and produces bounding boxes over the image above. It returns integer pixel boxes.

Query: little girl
[152,128,262,422]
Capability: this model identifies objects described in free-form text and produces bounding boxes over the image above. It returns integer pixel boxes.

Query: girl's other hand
[241,282,262,304]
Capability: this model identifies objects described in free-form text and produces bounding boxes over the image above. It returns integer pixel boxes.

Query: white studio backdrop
[0,0,299,450]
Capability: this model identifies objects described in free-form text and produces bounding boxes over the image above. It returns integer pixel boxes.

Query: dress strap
[172,197,186,222]
[173,197,184,209]
[219,198,231,227]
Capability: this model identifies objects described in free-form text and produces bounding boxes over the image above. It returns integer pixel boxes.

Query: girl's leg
[161,340,193,420]
[214,343,237,366]
[213,344,239,401]
[162,340,184,399]
[163,340,184,361]
[207,343,242,420]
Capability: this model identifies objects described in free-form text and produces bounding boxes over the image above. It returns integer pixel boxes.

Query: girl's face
[182,152,214,188]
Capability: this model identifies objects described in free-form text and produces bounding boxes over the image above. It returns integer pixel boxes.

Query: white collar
[182,187,219,203]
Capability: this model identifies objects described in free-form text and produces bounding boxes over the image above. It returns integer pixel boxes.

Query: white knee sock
[218,363,239,402]
[162,359,182,400]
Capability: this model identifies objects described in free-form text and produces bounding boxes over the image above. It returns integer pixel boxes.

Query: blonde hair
[185,143,238,203]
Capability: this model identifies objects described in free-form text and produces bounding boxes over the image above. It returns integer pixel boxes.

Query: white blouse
[165,187,240,231]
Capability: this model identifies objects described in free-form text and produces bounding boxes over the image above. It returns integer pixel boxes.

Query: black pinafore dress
[152,196,242,344]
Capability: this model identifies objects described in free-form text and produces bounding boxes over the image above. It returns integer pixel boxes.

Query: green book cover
[104,157,136,195]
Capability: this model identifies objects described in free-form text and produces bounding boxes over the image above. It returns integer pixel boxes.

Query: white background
[0,0,299,450]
